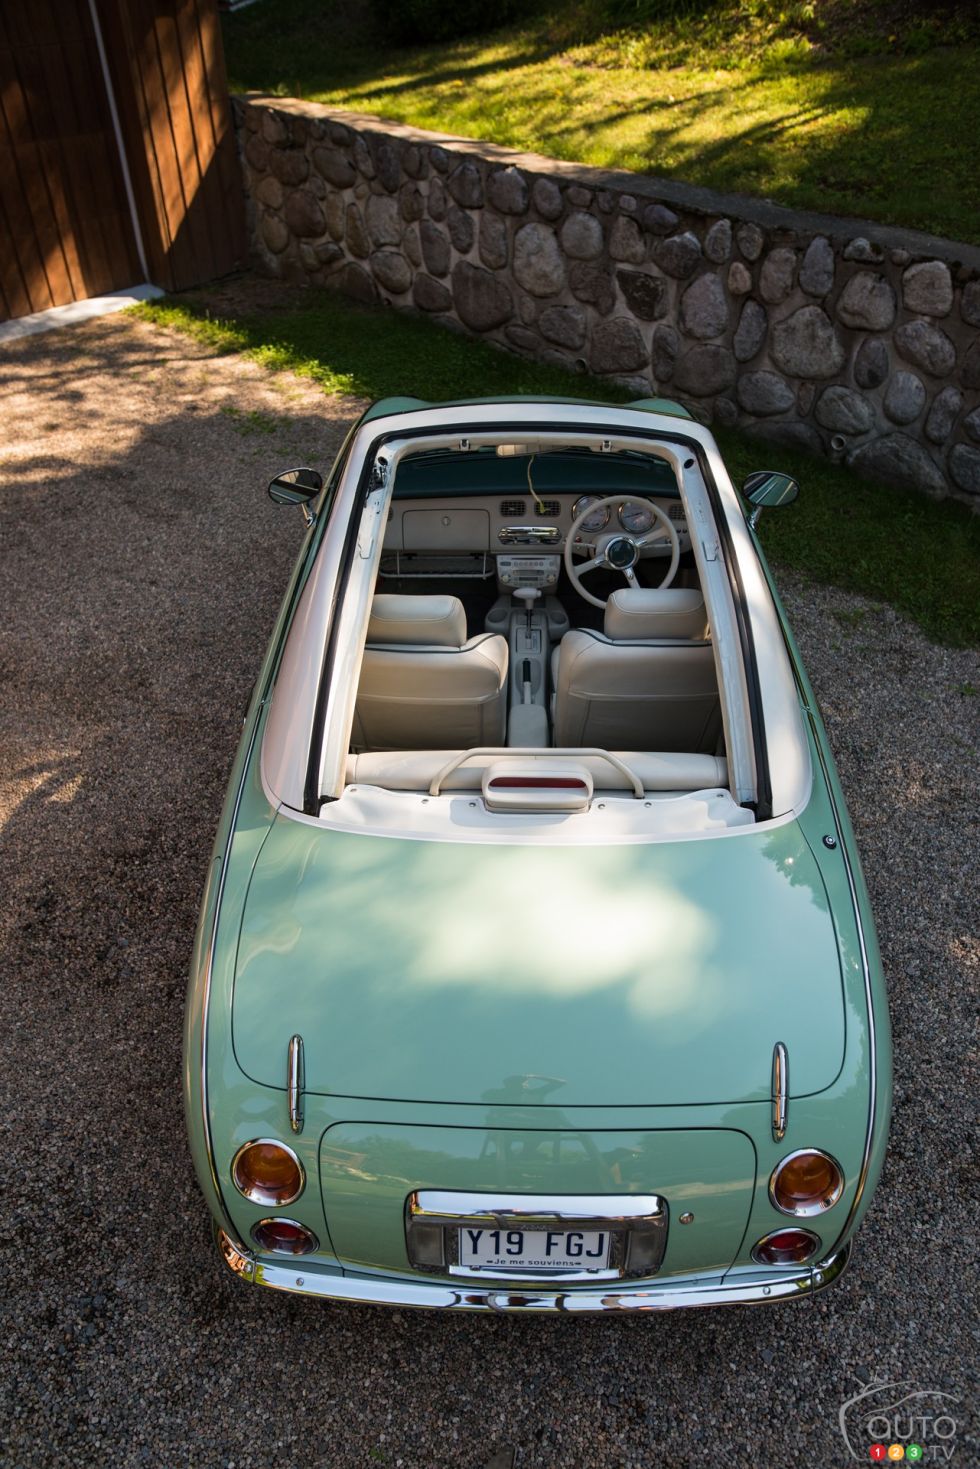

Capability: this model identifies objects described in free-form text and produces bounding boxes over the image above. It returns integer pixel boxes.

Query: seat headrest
[367,594,466,647]
[603,588,709,641]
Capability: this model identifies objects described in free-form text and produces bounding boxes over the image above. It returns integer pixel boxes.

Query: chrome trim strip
[287,1034,304,1134]
[771,1041,788,1142]
[409,1191,664,1227]
[217,1229,850,1312]
[803,707,880,1257]
[769,1148,844,1218]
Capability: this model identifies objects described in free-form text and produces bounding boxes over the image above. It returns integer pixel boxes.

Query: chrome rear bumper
[216,1229,850,1313]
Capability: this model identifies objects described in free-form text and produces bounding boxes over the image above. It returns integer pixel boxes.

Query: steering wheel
[563,495,680,610]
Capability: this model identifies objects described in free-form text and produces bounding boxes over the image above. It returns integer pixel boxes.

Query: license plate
[458,1226,611,1272]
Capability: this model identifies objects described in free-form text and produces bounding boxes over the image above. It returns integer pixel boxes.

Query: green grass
[222,0,980,245]
[131,291,980,647]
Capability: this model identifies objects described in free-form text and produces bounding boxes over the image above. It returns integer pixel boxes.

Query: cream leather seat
[552,588,722,753]
[352,594,508,752]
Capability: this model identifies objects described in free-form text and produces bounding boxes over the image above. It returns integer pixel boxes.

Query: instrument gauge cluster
[571,495,610,532]
[618,500,656,535]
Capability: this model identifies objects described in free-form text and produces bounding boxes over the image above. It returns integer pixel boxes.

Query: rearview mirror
[742,471,799,528]
[268,467,323,527]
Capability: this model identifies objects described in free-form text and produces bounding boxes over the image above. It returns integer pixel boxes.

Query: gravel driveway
[1,308,976,1469]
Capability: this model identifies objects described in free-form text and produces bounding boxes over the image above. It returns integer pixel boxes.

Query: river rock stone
[883,370,926,425]
[353,136,375,178]
[902,261,953,317]
[800,236,834,297]
[270,148,310,186]
[260,211,289,254]
[963,406,980,442]
[261,110,289,145]
[479,213,509,270]
[949,444,980,495]
[402,143,424,179]
[925,387,963,443]
[530,177,562,220]
[560,211,604,261]
[749,421,823,455]
[419,219,450,276]
[609,215,645,264]
[704,219,732,264]
[772,306,845,379]
[854,337,890,389]
[963,342,980,389]
[815,386,875,435]
[673,344,736,396]
[736,223,764,261]
[895,320,957,376]
[797,381,816,414]
[505,324,541,351]
[447,205,474,254]
[838,272,897,331]
[340,261,377,304]
[244,134,269,172]
[651,324,679,382]
[452,261,513,330]
[569,262,614,315]
[345,204,369,258]
[657,232,701,279]
[539,304,587,350]
[447,162,484,208]
[843,237,884,263]
[567,185,593,207]
[514,223,565,296]
[413,274,452,313]
[403,225,422,267]
[284,191,325,238]
[737,371,795,416]
[616,269,667,320]
[313,146,355,188]
[255,175,283,209]
[322,193,344,242]
[487,166,528,214]
[680,273,728,339]
[759,247,797,304]
[961,281,980,327]
[728,261,752,295]
[429,146,450,173]
[399,184,424,222]
[590,317,647,374]
[366,194,401,247]
[427,176,447,221]
[733,299,768,362]
[375,143,401,193]
[714,396,738,426]
[847,433,945,494]
[371,249,411,294]
[642,203,679,235]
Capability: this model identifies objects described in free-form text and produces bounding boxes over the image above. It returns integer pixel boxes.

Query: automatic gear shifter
[513,585,541,633]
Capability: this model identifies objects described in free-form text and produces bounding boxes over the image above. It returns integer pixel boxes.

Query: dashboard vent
[535,500,561,517]
[500,499,526,517]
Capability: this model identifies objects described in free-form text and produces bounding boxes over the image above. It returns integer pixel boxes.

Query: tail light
[751,1227,821,1265]
[251,1218,318,1255]
[232,1139,304,1206]
[769,1149,844,1216]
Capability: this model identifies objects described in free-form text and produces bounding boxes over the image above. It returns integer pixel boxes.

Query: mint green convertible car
[184,395,891,1312]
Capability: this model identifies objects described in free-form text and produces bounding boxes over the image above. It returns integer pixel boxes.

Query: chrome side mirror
[742,471,800,529]
[269,467,324,528]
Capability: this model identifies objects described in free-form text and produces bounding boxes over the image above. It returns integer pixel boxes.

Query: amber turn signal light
[769,1149,844,1216]
[232,1139,304,1206]
[751,1227,820,1266]
[251,1218,318,1255]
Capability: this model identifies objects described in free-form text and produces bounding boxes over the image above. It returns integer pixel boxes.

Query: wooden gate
[0,0,245,321]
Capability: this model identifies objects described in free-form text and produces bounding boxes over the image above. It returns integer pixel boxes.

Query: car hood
[231,816,845,1107]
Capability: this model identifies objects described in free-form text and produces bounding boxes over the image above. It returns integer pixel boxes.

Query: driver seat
[551,588,722,752]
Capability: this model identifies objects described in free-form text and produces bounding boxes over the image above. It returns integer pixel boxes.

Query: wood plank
[191,0,246,269]
[153,5,217,281]
[0,29,60,310]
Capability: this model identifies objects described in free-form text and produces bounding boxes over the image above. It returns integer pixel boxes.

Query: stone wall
[235,95,980,505]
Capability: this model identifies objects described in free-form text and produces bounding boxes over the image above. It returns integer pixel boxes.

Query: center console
[485,557,570,748]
